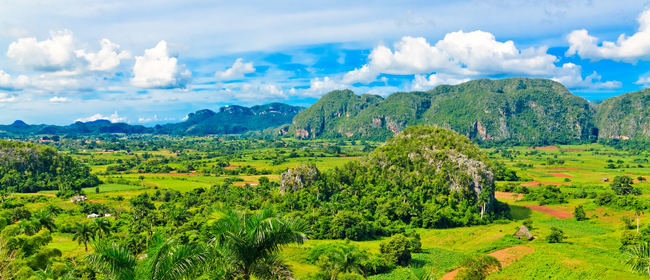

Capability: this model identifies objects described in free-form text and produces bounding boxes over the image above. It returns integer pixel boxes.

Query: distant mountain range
[1,78,648,144]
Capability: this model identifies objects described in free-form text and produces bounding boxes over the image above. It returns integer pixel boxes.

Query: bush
[379,234,412,266]
[621,216,635,230]
[456,255,501,280]
[574,205,587,221]
[620,230,641,250]
[546,227,566,243]
[611,175,640,196]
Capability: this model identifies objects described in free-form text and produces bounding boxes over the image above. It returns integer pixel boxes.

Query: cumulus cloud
[304,77,347,97]
[0,70,29,91]
[215,58,255,80]
[344,32,557,84]
[566,9,650,62]
[636,76,650,86]
[76,39,131,71]
[49,96,69,103]
[412,73,470,91]
[344,31,619,90]
[551,63,621,89]
[7,30,76,71]
[132,40,191,88]
[0,93,16,103]
[219,82,287,102]
[75,111,126,123]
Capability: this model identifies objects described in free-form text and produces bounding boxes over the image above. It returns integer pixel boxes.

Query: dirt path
[441,246,535,280]
[523,205,572,219]
[233,182,259,186]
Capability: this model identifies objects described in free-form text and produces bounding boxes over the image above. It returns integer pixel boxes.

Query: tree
[611,175,640,196]
[87,233,205,280]
[573,205,587,221]
[379,234,412,266]
[624,241,650,276]
[72,223,95,252]
[308,243,367,279]
[456,255,501,280]
[546,227,566,243]
[92,218,112,239]
[635,206,644,233]
[209,209,307,280]
[31,209,56,231]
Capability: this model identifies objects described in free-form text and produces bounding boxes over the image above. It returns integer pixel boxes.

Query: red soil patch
[521,182,572,187]
[523,205,572,219]
[495,191,524,201]
[533,146,558,150]
[442,246,535,280]
[224,165,239,170]
[564,148,585,151]
[233,182,258,187]
[547,173,573,178]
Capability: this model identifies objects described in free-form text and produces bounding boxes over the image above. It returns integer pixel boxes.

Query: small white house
[71,195,87,203]
[104,213,112,217]
[87,213,100,218]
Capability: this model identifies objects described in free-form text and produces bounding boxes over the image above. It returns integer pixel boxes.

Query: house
[602,178,609,182]
[70,195,87,202]
[87,213,100,218]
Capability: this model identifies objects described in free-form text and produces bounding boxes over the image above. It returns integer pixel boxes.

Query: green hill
[290,78,598,145]
[595,88,650,140]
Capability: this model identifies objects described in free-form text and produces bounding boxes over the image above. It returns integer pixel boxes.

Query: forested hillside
[290,78,598,145]
[0,140,99,193]
[595,88,650,140]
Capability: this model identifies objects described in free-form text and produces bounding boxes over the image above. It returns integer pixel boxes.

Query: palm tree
[624,241,650,276]
[635,207,644,233]
[73,222,95,252]
[32,209,56,231]
[86,233,205,280]
[92,218,112,239]
[210,209,308,280]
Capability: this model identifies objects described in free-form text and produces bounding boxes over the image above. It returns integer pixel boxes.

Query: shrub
[574,205,587,221]
[611,175,640,196]
[546,227,566,243]
[456,255,501,280]
[379,234,412,266]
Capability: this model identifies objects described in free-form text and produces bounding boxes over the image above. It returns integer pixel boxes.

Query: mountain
[290,78,598,144]
[595,88,650,140]
[156,103,303,135]
[0,103,303,137]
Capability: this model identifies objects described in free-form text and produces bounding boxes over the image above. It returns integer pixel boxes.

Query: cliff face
[289,78,598,144]
[595,89,650,140]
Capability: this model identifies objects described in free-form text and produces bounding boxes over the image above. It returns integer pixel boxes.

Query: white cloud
[7,30,76,71]
[0,93,16,103]
[344,32,557,84]
[131,40,191,88]
[566,9,650,62]
[219,82,287,102]
[0,70,30,91]
[412,73,470,91]
[49,96,69,103]
[215,58,255,80]
[304,77,347,97]
[551,63,621,90]
[636,76,650,86]
[75,111,126,123]
[76,38,131,71]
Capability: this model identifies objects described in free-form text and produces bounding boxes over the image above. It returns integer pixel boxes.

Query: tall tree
[210,209,307,280]
[624,241,650,276]
[72,222,95,252]
[92,218,112,239]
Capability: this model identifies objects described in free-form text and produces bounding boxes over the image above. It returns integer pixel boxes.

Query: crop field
[5,138,650,280]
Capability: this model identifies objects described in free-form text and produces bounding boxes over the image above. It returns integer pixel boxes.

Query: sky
[1,0,650,125]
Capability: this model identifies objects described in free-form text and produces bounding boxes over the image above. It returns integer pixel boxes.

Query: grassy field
[13,143,650,279]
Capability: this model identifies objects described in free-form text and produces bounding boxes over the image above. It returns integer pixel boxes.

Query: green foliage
[308,242,374,279]
[456,254,501,280]
[611,175,640,196]
[624,241,650,276]
[595,88,650,140]
[524,185,567,205]
[574,205,587,221]
[380,234,412,266]
[546,227,566,243]
[0,140,100,193]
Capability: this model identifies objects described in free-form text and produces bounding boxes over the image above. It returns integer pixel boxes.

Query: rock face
[515,226,533,240]
[595,88,650,139]
[289,78,598,144]
[280,164,319,194]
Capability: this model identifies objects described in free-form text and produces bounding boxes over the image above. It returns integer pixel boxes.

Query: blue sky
[0,0,649,125]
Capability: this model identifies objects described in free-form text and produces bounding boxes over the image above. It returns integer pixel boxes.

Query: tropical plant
[86,233,206,280]
[456,255,501,280]
[209,209,307,280]
[72,223,95,252]
[92,218,112,239]
[624,241,650,276]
